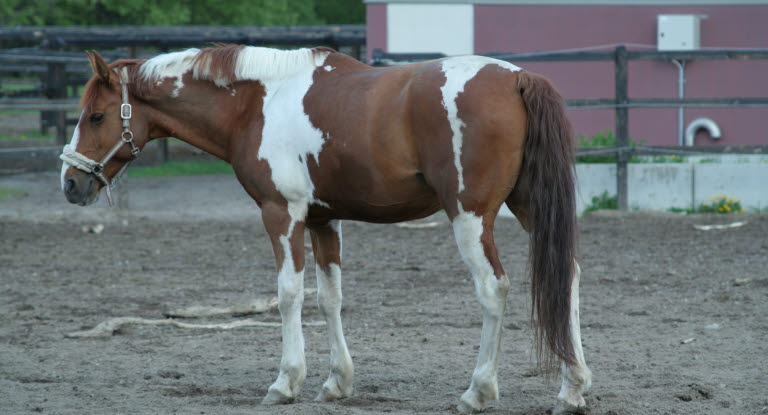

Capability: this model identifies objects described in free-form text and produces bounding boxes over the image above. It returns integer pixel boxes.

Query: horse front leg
[553,261,592,414]
[261,201,308,405]
[309,220,354,401]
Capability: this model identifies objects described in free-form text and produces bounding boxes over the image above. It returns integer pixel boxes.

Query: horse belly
[309,173,441,224]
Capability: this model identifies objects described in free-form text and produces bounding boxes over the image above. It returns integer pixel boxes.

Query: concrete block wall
[499,162,768,218]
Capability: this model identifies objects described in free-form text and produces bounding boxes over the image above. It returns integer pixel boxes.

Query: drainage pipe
[671,59,686,146]
[685,117,721,146]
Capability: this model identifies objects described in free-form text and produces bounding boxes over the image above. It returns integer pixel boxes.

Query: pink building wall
[367,3,768,146]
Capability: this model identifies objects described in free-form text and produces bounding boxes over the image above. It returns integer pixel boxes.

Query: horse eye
[90,113,105,124]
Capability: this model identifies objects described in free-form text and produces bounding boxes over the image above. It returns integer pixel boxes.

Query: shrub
[584,191,617,214]
[576,130,644,163]
[698,195,744,214]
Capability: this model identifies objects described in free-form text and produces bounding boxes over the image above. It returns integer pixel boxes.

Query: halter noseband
[60,66,140,206]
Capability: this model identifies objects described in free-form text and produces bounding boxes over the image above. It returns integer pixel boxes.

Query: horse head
[61,51,147,206]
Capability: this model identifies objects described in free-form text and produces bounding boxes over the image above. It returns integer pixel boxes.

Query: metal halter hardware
[60,66,140,206]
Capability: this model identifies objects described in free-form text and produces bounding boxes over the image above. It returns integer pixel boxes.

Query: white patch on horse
[231,47,331,208]
[555,261,592,414]
[316,261,354,400]
[324,65,334,72]
[139,48,200,98]
[440,56,521,195]
[60,111,84,190]
[452,209,510,412]
[262,198,311,403]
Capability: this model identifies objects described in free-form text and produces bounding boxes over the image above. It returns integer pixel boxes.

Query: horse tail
[515,70,578,374]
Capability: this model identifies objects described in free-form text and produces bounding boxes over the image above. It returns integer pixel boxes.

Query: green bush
[583,191,617,214]
[668,194,745,214]
[576,130,644,163]
[698,195,744,214]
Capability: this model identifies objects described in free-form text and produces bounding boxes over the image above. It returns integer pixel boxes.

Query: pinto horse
[60,45,591,414]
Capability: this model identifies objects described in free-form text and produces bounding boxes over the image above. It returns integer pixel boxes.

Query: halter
[60,66,140,206]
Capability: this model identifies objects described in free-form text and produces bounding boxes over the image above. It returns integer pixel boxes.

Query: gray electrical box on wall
[657,14,703,50]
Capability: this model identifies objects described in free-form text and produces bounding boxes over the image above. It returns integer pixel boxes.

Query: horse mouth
[64,173,101,206]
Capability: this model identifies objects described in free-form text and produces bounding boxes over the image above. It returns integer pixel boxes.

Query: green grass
[0,185,26,201]
[583,191,617,214]
[128,160,233,178]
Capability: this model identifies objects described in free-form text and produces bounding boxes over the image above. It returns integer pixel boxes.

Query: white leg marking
[453,211,510,414]
[441,56,521,195]
[264,201,309,405]
[553,261,592,415]
[315,262,354,401]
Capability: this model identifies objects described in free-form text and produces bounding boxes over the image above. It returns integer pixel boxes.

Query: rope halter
[60,66,140,206]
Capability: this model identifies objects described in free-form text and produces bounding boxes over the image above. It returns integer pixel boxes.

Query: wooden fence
[0,25,366,156]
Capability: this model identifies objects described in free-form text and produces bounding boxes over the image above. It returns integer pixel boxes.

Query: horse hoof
[457,399,484,414]
[315,388,342,402]
[262,387,295,405]
[457,391,485,414]
[552,397,587,415]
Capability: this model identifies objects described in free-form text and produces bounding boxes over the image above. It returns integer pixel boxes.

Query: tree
[0,0,334,26]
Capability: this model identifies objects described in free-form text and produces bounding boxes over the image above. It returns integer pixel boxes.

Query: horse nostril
[65,178,76,195]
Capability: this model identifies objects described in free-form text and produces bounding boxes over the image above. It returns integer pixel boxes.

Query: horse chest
[256,71,328,205]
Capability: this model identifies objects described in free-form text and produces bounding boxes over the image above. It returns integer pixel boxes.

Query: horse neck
[144,79,247,161]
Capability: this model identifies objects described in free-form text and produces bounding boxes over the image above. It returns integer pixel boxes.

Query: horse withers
[60,45,591,414]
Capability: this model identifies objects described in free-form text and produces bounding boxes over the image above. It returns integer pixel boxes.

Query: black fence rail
[0,25,366,50]
[373,46,768,211]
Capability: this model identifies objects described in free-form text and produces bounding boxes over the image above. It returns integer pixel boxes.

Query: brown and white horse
[60,45,591,414]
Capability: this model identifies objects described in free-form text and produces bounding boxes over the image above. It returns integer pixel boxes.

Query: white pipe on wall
[685,117,721,146]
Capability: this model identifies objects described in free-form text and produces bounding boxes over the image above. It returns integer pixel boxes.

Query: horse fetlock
[565,363,592,394]
[573,365,593,393]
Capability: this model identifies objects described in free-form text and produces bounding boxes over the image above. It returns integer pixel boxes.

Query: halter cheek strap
[60,66,140,206]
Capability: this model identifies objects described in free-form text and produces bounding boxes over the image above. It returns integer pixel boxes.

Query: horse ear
[88,50,114,84]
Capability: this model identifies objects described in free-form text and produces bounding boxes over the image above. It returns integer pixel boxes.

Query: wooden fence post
[614,45,629,211]
[46,62,68,145]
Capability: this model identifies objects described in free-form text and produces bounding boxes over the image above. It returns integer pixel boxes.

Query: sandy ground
[1,171,767,415]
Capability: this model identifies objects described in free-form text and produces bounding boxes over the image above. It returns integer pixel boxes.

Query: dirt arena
[1,171,767,414]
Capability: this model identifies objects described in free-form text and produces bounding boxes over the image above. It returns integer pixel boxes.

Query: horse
[60,45,591,414]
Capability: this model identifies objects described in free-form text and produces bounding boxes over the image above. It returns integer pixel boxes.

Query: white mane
[139,47,330,91]
[234,47,329,82]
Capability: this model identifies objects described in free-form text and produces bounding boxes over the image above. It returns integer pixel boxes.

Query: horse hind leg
[309,220,354,401]
[451,208,510,414]
[508,190,592,414]
[553,260,592,415]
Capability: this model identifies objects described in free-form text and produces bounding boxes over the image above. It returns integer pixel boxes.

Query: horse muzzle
[63,171,101,206]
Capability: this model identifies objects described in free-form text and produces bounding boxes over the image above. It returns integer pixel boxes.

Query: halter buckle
[120,103,132,120]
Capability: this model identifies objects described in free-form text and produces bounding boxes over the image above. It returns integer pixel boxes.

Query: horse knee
[277,276,304,313]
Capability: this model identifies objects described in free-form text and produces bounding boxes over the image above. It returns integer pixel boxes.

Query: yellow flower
[724,205,731,212]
